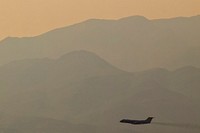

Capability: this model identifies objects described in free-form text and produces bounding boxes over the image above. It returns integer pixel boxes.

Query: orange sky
[0,0,200,40]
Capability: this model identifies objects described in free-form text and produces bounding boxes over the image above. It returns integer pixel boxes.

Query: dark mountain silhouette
[0,50,200,133]
[0,15,200,71]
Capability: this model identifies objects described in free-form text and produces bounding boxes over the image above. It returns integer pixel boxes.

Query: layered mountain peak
[59,50,101,60]
[58,50,120,69]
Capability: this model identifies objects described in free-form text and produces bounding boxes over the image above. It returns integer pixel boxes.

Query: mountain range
[0,15,200,71]
[0,50,200,133]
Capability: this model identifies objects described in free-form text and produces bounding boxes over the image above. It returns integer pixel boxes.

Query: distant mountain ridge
[0,15,200,71]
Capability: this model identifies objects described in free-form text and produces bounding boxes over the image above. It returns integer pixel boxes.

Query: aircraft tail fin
[145,117,154,123]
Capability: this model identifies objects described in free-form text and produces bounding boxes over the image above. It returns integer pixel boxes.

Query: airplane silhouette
[120,117,154,125]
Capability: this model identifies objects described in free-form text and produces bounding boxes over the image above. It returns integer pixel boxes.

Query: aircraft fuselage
[120,117,154,125]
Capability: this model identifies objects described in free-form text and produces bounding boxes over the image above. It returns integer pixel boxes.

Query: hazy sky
[0,0,200,40]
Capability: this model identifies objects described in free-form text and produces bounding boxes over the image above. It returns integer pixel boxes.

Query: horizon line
[1,14,199,42]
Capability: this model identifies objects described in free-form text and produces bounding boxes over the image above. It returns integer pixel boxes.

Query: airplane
[120,117,154,125]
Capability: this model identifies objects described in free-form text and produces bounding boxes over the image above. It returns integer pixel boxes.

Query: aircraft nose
[120,119,125,123]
